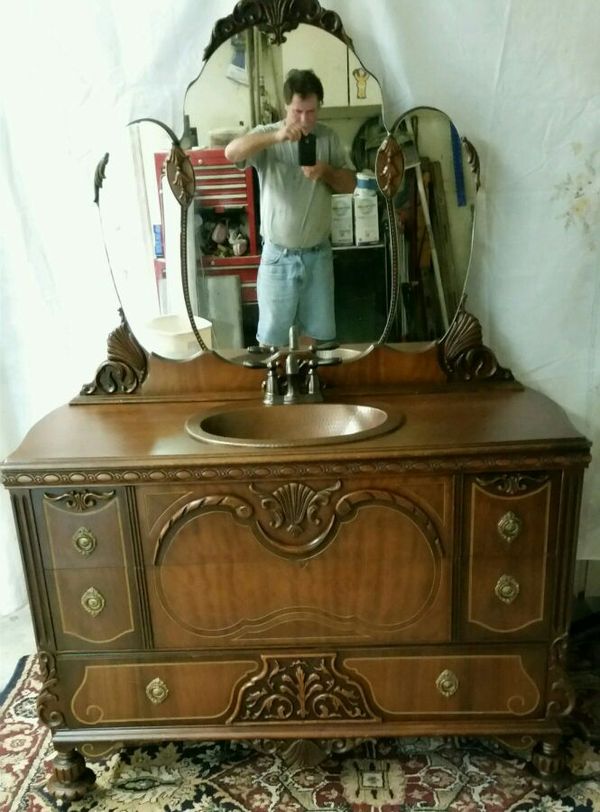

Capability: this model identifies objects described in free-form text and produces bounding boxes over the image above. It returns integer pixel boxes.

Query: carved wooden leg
[530,735,571,790]
[47,745,96,801]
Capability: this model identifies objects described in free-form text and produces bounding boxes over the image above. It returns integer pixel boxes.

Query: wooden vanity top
[3,387,590,478]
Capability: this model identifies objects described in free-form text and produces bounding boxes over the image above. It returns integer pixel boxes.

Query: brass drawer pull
[145,678,169,705]
[436,669,459,697]
[80,587,105,617]
[72,527,97,557]
[497,511,523,543]
[495,574,520,604]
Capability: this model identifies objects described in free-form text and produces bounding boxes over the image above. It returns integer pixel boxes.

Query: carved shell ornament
[440,307,514,382]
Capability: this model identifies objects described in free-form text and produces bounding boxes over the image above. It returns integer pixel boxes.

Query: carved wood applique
[475,472,549,496]
[43,489,115,512]
[154,482,443,563]
[545,634,575,718]
[37,651,65,729]
[439,307,514,382]
[204,0,353,61]
[228,654,379,723]
[80,309,147,396]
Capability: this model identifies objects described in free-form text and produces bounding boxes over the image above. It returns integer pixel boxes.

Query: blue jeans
[256,241,336,347]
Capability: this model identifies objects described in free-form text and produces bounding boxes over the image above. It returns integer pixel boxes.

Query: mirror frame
[177,0,406,354]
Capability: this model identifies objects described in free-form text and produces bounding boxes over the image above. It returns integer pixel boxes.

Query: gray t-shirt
[240,121,349,248]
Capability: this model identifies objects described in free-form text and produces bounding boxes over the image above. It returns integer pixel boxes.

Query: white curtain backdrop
[1,0,598,615]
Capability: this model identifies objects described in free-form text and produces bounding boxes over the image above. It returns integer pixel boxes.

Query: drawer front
[136,477,454,648]
[461,472,558,640]
[345,649,546,718]
[47,567,140,650]
[62,647,546,728]
[34,488,130,570]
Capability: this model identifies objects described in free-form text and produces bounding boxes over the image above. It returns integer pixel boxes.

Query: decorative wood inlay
[435,669,459,698]
[439,307,514,382]
[204,0,354,61]
[3,453,590,488]
[228,654,378,724]
[43,489,115,512]
[546,634,575,718]
[37,651,65,729]
[251,480,341,536]
[495,574,520,604]
[80,308,147,396]
[475,473,549,496]
[145,677,169,705]
[497,510,523,543]
[81,587,106,617]
[72,527,97,557]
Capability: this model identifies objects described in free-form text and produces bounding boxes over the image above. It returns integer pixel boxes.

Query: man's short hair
[283,69,324,104]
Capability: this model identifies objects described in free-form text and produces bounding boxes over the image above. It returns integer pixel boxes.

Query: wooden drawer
[460,472,558,640]
[65,658,259,727]
[34,488,130,570]
[46,567,140,651]
[344,648,546,718]
[61,646,546,729]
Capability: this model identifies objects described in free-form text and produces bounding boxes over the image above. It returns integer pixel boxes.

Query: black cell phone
[298,133,316,166]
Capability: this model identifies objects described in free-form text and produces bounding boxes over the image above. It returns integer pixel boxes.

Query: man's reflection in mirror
[225,69,356,348]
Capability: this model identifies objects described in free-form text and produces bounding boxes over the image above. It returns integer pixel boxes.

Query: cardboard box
[331,194,354,245]
[354,194,379,245]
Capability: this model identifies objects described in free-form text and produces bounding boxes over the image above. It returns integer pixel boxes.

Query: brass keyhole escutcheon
[497,511,522,544]
[145,677,169,705]
[436,669,459,698]
[495,574,520,604]
[72,527,97,557]
[81,587,105,617]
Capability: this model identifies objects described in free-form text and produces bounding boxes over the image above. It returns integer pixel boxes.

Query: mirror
[182,22,389,357]
[95,119,212,360]
[96,0,480,364]
[389,106,479,341]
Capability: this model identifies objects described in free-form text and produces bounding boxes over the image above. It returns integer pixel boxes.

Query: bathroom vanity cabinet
[1,339,590,799]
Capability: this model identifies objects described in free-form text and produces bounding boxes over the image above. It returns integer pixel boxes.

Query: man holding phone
[225,69,356,348]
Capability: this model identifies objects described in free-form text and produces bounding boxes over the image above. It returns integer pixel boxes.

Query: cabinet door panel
[140,477,453,648]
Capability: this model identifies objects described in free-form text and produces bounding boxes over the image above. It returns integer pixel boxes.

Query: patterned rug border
[1,654,599,812]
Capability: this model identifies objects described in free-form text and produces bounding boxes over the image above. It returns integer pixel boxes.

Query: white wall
[1,0,598,614]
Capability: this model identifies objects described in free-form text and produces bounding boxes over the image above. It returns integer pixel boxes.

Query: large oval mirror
[389,106,479,341]
[181,17,390,360]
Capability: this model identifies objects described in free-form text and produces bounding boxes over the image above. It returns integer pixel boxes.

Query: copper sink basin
[185,403,402,447]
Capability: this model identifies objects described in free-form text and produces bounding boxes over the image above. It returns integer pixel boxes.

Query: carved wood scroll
[439,307,514,382]
[204,0,354,61]
[80,309,147,396]
[228,654,379,723]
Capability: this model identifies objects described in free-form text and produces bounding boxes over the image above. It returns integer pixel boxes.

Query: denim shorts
[256,241,335,347]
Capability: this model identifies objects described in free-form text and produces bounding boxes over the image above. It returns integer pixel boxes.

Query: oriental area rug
[1,648,599,812]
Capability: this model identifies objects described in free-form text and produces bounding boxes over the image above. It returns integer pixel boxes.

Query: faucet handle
[288,325,299,350]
